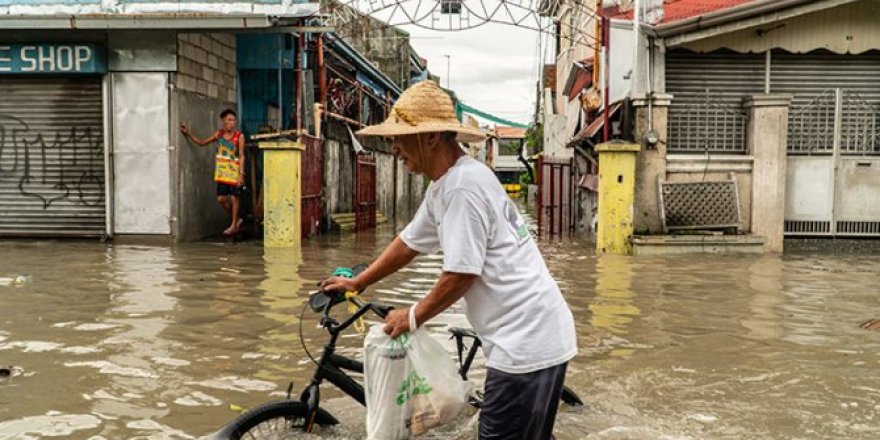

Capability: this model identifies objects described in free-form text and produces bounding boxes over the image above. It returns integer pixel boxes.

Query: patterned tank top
[216,130,241,160]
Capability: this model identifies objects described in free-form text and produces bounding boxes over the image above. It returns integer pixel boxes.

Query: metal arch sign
[0,44,107,74]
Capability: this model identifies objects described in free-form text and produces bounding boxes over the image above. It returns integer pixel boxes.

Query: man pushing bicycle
[322,80,578,440]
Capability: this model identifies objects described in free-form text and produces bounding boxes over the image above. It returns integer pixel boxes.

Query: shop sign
[0,44,106,74]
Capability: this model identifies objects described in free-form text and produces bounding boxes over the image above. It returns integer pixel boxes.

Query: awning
[562,61,592,102]
[566,102,623,148]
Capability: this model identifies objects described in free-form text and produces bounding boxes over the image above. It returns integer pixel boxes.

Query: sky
[399,23,555,126]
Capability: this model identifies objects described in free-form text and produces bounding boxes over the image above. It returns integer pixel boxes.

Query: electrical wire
[299,301,323,368]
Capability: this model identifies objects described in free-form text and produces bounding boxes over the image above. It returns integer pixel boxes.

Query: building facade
[0,0,429,241]
[623,0,880,251]
[0,0,318,240]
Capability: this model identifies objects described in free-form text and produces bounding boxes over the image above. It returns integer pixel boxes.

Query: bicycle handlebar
[346,296,394,320]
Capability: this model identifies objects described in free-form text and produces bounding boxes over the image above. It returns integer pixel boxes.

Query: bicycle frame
[299,296,381,431]
[297,293,582,432]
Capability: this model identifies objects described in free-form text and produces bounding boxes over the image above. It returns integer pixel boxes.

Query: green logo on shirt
[517,224,529,239]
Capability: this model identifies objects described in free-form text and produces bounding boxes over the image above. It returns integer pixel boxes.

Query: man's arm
[180,123,218,147]
[384,271,477,338]
[236,134,246,186]
[321,236,419,293]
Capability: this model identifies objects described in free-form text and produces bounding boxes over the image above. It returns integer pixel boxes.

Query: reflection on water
[589,256,640,359]
[1,234,880,439]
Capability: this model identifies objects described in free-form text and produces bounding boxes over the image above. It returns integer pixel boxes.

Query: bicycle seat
[448,327,478,339]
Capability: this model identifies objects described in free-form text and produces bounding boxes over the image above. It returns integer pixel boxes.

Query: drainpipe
[602,15,611,142]
[594,0,602,87]
[318,33,327,109]
[296,32,304,132]
[277,34,283,130]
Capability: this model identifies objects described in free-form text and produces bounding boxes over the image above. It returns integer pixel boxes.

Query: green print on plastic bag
[395,371,433,406]
[381,333,412,359]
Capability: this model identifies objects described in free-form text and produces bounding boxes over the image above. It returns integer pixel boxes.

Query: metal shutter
[772,49,880,155]
[0,77,106,237]
[771,50,880,109]
[666,49,764,153]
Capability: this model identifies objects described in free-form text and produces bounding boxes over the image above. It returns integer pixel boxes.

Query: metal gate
[354,152,376,232]
[0,77,106,236]
[537,156,576,237]
[301,135,324,238]
[785,88,880,236]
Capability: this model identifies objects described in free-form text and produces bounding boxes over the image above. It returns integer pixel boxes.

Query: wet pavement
[1,226,880,439]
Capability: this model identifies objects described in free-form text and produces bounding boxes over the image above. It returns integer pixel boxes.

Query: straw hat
[357,80,488,143]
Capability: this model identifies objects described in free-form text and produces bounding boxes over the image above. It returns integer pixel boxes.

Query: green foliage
[525,123,543,155]
[519,172,533,186]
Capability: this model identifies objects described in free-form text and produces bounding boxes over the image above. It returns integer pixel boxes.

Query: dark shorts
[216,183,241,197]
[479,362,568,440]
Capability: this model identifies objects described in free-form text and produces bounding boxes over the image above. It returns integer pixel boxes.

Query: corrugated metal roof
[612,0,758,24]
[0,1,319,28]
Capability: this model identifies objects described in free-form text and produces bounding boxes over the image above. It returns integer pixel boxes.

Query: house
[539,0,636,238]
[620,0,880,252]
[493,126,529,189]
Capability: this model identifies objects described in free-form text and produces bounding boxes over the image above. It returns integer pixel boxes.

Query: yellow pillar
[597,142,640,255]
[259,140,304,248]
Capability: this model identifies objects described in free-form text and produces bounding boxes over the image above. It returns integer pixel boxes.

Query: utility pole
[443,54,451,88]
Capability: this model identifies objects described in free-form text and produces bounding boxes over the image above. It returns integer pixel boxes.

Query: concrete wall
[632,96,670,234]
[745,95,792,253]
[176,33,237,103]
[172,91,236,241]
[324,0,412,89]
[172,32,238,241]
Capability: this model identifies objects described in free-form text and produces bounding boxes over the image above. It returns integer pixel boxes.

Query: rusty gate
[537,156,576,237]
[354,152,377,232]
[301,135,324,239]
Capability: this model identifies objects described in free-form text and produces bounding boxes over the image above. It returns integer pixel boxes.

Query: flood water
[2,224,880,439]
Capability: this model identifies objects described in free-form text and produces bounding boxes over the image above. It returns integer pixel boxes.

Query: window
[498,139,523,157]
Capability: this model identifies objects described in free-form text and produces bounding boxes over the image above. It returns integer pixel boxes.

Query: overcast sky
[399,23,554,126]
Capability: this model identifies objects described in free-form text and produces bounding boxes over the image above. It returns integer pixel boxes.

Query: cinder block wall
[172,32,239,241]
[176,33,237,103]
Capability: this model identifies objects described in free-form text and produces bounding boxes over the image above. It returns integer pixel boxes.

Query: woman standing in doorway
[180,109,246,236]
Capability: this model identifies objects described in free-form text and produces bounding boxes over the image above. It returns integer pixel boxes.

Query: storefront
[0,43,108,236]
[0,0,318,240]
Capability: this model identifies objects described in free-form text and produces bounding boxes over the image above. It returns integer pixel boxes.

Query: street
[2,223,880,438]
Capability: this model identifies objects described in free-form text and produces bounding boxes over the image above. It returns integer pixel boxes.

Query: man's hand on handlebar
[320,276,361,293]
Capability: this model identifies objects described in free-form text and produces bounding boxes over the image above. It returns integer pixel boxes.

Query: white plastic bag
[364,307,471,440]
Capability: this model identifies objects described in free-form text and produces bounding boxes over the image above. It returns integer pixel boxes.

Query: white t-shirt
[400,155,577,374]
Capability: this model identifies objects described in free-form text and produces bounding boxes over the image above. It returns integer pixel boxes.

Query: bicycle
[211,265,583,439]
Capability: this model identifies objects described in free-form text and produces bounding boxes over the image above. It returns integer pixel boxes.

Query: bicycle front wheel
[214,400,339,440]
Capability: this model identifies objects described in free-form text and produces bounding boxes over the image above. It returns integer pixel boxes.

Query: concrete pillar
[744,95,792,253]
[260,140,304,248]
[597,142,640,255]
[632,94,672,235]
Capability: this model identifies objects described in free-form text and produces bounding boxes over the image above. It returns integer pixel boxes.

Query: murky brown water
[2,225,880,439]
